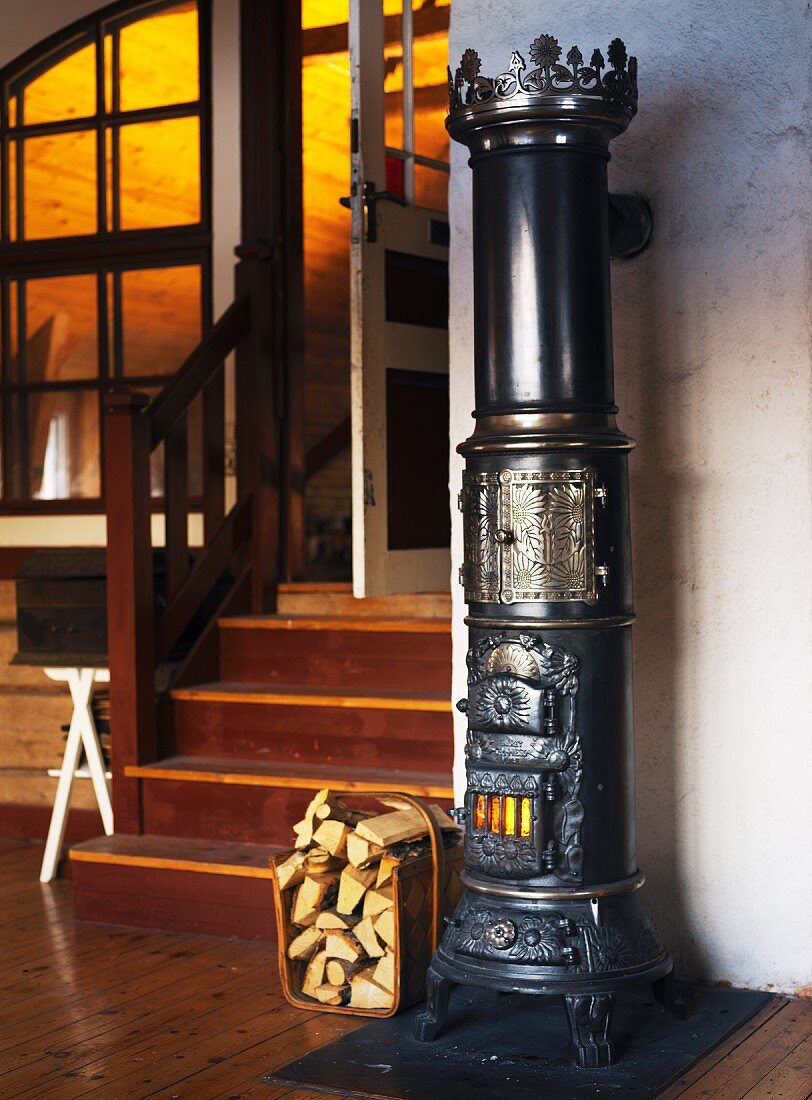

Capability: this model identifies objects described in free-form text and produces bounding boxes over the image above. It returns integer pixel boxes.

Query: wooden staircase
[70,584,454,940]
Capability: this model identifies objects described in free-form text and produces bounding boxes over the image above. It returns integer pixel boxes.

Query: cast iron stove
[414,32,678,1068]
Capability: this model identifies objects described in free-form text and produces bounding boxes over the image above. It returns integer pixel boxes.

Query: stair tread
[69,834,281,878]
[172,681,452,711]
[125,754,454,797]
[218,614,450,632]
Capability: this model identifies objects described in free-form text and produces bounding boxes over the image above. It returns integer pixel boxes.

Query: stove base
[415,957,677,1068]
[415,882,674,1067]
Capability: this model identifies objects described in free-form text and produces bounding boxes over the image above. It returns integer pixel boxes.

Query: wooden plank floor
[0,839,809,1099]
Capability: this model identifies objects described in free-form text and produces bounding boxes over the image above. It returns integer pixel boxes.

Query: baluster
[164,409,189,603]
[202,372,225,545]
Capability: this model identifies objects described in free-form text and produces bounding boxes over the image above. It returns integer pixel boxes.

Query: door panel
[349,0,450,596]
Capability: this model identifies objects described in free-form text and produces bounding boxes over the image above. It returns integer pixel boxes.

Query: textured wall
[448,0,811,994]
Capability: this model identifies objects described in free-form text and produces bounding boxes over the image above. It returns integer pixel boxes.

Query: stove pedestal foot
[653,966,687,1020]
[413,965,454,1042]
[564,992,616,1068]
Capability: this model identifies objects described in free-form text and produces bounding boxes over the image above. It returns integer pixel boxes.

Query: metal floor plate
[265,983,773,1099]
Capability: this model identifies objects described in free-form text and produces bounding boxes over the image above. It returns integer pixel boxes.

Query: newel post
[104,391,156,834]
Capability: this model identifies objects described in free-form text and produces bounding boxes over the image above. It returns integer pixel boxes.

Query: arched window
[0,0,211,508]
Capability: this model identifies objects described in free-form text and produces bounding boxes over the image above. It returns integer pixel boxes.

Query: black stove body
[414,35,675,1068]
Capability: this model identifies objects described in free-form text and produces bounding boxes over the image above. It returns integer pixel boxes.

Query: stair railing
[103,287,274,832]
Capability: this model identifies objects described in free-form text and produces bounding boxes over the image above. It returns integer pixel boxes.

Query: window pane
[23,130,97,239]
[118,116,201,229]
[10,389,100,499]
[384,1,404,151]
[414,162,447,212]
[22,274,98,383]
[20,41,97,126]
[121,265,202,377]
[412,3,449,164]
[117,2,199,112]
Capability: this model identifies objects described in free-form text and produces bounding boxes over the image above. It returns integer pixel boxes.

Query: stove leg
[564,992,616,1068]
[652,967,687,1020]
[413,965,454,1042]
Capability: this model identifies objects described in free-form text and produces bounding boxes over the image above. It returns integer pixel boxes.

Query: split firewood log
[354,805,457,848]
[374,908,396,950]
[373,952,395,993]
[375,854,399,889]
[315,983,349,1005]
[304,847,343,873]
[349,971,394,1010]
[275,850,308,890]
[314,800,371,825]
[362,884,394,919]
[301,949,328,999]
[325,958,366,985]
[315,908,359,931]
[312,819,351,859]
[345,832,387,869]
[292,873,339,927]
[287,926,324,961]
[324,931,365,963]
[337,865,377,915]
[353,916,385,959]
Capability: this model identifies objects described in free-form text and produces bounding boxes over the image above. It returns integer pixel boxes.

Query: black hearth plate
[264,983,773,1099]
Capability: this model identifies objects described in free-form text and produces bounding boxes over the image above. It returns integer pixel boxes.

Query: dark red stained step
[72,860,277,940]
[218,621,451,692]
[140,779,453,847]
[168,696,454,771]
[167,682,453,770]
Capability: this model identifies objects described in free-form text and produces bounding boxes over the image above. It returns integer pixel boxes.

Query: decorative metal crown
[448,34,638,116]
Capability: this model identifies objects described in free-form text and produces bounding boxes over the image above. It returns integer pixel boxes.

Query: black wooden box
[12,549,169,668]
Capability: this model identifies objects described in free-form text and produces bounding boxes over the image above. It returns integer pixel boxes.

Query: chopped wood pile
[275,789,459,1011]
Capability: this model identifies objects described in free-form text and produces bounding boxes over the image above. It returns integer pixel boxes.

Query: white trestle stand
[39,667,113,883]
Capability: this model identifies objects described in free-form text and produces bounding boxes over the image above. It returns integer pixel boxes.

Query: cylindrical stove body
[416,38,673,1068]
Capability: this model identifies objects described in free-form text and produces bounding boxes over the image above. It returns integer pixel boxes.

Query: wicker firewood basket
[272,791,464,1018]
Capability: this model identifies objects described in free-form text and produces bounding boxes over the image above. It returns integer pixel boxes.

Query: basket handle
[331,789,447,954]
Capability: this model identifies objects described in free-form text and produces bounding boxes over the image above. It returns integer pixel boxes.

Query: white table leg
[72,669,114,837]
[39,687,85,884]
[39,667,113,883]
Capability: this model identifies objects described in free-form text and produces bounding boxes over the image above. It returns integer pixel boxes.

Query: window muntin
[0,0,211,508]
[382,0,450,211]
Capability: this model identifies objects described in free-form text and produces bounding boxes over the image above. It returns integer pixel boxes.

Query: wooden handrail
[148,295,251,451]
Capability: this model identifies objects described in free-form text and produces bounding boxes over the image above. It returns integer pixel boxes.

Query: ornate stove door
[348,0,451,596]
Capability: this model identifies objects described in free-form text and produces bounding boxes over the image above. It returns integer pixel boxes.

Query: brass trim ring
[460,870,645,901]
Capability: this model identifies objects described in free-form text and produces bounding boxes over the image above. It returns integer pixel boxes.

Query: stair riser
[72,861,276,940]
[170,698,454,771]
[218,627,451,692]
[276,590,451,619]
[141,780,453,846]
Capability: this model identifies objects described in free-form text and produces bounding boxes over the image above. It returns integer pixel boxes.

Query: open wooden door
[348,0,451,597]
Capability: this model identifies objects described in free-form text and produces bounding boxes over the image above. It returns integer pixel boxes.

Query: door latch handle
[339,180,407,242]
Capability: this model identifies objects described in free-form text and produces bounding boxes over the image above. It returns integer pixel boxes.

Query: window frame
[0,0,213,514]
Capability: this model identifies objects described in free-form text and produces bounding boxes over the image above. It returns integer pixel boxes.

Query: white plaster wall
[449,0,812,995]
[0,0,241,545]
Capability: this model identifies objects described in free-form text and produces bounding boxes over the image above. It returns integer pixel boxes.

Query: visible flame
[520,797,532,837]
[504,795,516,836]
[474,793,486,831]
[489,795,501,835]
